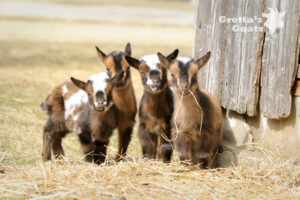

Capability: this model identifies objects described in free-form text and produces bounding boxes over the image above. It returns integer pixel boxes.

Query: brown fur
[173,89,223,168]
[42,72,122,164]
[125,49,178,162]
[158,51,223,168]
[42,81,71,161]
[138,88,173,162]
[112,78,137,160]
[95,43,137,161]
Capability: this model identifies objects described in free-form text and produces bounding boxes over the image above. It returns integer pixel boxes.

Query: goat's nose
[97,101,107,106]
[152,79,159,84]
[181,84,188,90]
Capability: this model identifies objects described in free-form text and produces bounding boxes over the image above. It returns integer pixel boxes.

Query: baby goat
[125,49,178,162]
[42,72,123,163]
[157,51,223,168]
[95,43,137,161]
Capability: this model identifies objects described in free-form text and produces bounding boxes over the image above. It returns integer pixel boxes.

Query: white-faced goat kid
[157,51,223,168]
[95,43,137,161]
[125,49,178,162]
[42,72,123,164]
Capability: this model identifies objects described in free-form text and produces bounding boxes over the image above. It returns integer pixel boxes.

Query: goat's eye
[106,68,110,72]
[171,74,175,78]
[141,71,145,76]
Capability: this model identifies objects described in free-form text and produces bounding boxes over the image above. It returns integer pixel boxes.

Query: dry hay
[0,147,300,200]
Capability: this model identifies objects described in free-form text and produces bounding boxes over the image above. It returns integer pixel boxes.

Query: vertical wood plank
[193,0,264,116]
[260,0,300,118]
[193,0,226,99]
[221,0,264,116]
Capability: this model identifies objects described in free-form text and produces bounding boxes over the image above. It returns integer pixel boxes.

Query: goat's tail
[40,93,51,112]
[40,101,45,111]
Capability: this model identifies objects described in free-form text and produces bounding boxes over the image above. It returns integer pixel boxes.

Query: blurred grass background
[0,0,194,166]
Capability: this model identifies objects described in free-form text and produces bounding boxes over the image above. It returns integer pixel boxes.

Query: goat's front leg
[78,132,93,163]
[174,132,193,166]
[42,129,52,161]
[116,126,133,161]
[42,118,53,161]
[193,133,215,169]
[158,126,173,163]
[194,151,214,169]
[93,141,109,164]
[52,132,66,159]
[139,123,158,160]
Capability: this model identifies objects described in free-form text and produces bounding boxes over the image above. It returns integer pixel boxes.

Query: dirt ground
[0,0,299,199]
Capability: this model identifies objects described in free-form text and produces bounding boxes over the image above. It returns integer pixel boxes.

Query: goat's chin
[146,84,165,94]
[95,102,114,113]
[147,87,162,94]
[95,107,105,112]
[179,90,190,96]
[115,77,129,88]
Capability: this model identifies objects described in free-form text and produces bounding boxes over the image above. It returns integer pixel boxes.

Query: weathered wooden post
[193,0,300,160]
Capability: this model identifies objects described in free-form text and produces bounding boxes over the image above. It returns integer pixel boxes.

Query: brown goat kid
[95,43,137,161]
[125,49,178,162]
[158,51,223,168]
[42,72,123,163]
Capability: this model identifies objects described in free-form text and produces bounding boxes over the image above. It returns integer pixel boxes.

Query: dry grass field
[0,0,300,199]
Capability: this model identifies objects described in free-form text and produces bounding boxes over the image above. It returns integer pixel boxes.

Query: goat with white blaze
[125,49,178,162]
[41,71,123,164]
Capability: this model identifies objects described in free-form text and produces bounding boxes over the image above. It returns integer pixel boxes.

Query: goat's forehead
[106,51,126,70]
[176,56,192,65]
[88,72,110,94]
[171,60,196,75]
[140,54,160,72]
[109,51,124,60]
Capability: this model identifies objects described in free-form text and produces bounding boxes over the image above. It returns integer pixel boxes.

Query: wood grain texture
[221,0,264,116]
[260,0,300,118]
[193,0,264,116]
[193,0,227,100]
[193,0,227,99]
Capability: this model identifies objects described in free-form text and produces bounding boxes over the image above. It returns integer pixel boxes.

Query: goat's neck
[91,106,113,119]
[112,77,136,111]
[144,87,167,103]
[143,87,169,113]
[114,76,132,91]
[175,86,202,111]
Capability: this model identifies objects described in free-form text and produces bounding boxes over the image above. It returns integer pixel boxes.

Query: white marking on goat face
[62,84,68,97]
[140,54,163,93]
[94,101,108,108]
[146,78,153,85]
[88,72,111,109]
[88,72,110,95]
[141,54,160,72]
[177,56,192,64]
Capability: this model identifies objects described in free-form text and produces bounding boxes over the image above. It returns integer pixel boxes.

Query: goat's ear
[196,51,211,70]
[125,55,140,70]
[124,42,131,56]
[95,46,107,63]
[71,77,86,91]
[157,52,170,69]
[166,49,179,61]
